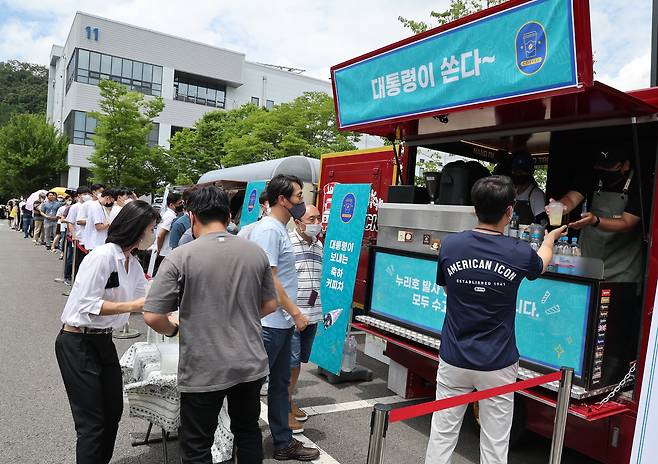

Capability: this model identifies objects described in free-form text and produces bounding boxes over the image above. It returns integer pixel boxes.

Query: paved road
[0,220,599,464]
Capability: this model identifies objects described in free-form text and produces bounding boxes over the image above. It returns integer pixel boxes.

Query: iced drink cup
[548,201,564,226]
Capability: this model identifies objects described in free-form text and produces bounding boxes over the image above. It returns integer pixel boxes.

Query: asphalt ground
[0,219,600,464]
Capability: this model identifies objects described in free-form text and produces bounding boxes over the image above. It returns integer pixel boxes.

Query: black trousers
[180,379,264,464]
[55,330,123,464]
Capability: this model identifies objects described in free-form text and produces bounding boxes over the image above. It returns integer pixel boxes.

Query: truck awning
[349,82,658,142]
[198,156,321,184]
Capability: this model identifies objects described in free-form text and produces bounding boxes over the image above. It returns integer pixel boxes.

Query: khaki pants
[33,220,44,244]
[425,358,518,464]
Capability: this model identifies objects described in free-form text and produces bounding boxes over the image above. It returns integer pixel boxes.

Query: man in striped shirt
[288,204,324,429]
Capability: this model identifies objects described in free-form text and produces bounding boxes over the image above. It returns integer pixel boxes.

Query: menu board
[369,249,591,376]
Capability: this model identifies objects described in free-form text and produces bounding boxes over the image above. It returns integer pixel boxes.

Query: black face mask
[596,170,625,190]
[104,202,114,208]
[511,174,531,185]
[175,204,184,213]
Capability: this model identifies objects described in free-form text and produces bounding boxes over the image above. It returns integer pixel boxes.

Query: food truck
[329,0,658,461]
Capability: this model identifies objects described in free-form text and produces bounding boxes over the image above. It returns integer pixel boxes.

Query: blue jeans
[262,326,294,450]
[291,324,318,369]
[22,216,33,238]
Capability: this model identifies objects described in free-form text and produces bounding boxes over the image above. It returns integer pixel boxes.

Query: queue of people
[55,176,325,463]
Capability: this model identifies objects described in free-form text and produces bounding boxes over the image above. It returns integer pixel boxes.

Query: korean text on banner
[630,292,658,463]
[333,0,579,128]
[310,184,371,375]
[240,181,267,227]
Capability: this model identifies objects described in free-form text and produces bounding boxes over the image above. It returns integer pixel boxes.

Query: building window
[66,48,163,97]
[170,125,186,139]
[251,97,260,106]
[64,110,97,146]
[266,99,274,110]
[173,72,226,109]
[148,123,160,148]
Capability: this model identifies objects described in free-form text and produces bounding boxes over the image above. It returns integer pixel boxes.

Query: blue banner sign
[369,250,590,377]
[333,0,578,128]
[239,181,267,227]
[310,184,371,374]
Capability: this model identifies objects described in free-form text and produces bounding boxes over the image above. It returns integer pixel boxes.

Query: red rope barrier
[389,370,562,423]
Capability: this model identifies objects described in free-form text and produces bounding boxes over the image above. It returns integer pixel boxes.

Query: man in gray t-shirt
[144,186,277,463]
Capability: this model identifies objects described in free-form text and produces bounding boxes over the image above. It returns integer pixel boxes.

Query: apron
[580,172,643,283]
[515,184,539,225]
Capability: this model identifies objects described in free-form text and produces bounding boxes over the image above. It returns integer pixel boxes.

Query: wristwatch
[592,215,601,228]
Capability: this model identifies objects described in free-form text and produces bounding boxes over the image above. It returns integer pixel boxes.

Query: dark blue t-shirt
[437,230,543,371]
[169,214,190,249]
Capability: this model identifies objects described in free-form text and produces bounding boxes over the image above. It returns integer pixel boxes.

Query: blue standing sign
[310,184,371,374]
[239,181,267,227]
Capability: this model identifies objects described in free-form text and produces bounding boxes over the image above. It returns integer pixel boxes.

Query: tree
[0,113,68,199]
[169,92,359,183]
[89,80,172,194]
[399,0,508,34]
[0,61,48,126]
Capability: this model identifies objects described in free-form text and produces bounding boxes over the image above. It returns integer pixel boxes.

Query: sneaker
[64,279,72,286]
[260,381,269,396]
[288,413,304,434]
[273,438,320,461]
[291,402,308,422]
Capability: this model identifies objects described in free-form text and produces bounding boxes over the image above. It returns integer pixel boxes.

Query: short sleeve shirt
[250,216,297,329]
[158,208,178,256]
[144,232,276,392]
[169,214,191,249]
[437,230,543,371]
[86,201,109,250]
[42,200,62,222]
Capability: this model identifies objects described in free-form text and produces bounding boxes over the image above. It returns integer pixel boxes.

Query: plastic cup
[548,202,564,226]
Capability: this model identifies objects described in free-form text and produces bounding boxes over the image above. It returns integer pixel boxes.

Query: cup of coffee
[548,201,564,227]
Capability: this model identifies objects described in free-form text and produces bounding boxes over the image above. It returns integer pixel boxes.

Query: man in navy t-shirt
[426,175,565,464]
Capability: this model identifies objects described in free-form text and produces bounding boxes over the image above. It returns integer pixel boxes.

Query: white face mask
[137,228,155,250]
[82,194,92,202]
[304,223,322,238]
[124,198,134,204]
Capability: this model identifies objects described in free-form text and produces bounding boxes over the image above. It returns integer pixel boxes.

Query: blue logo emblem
[247,189,257,212]
[516,21,547,75]
[340,193,356,223]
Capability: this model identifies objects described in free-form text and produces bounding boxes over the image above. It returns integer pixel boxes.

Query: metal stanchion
[55,237,69,284]
[366,403,392,464]
[113,318,141,339]
[72,240,79,282]
[549,367,574,464]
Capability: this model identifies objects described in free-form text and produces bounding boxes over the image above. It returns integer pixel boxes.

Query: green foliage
[399,0,508,34]
[89,80,172,194]
[415,151,445,186]
[0,61,48,126]
[169,92,359,183]
[0,113,68,199]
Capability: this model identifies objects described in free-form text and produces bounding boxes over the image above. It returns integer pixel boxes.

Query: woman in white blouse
[55,200,159,464]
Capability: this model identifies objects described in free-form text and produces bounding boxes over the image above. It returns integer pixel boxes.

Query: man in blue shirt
[425,176,565,464]
[250,175,320,461]
[169,187,197,250]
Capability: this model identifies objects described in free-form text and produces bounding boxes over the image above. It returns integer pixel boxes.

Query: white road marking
[260,401,341,464]
[302,395,407,417]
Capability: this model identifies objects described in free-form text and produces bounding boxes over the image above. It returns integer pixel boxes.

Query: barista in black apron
[511,151,547,225]
[554,149,643,283]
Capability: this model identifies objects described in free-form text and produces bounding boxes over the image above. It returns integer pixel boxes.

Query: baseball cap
[595,147,629,168]
[511,151,534,173]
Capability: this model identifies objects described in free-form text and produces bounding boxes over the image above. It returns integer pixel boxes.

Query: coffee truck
[329,0,658,461]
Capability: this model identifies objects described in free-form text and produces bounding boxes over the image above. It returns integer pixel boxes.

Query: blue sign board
[333,0,578,128]
[369,250,590,377]
[239,181,267,227]
[310,184,371,374]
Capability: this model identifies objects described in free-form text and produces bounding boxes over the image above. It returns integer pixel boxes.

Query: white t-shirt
[66,203,84,240]
[158,207,177,257]
[86,201,110,250]
[57,205,68,232]
[109,204,123,224]
[78,201,93,247]
[516,183,546,218]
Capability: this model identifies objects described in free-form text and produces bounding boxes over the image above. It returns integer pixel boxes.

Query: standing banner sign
[631,292,658,462]
[310,184,371,374]
[240,181,267,227]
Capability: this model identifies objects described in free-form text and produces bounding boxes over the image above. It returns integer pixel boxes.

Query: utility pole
[650,0,658,87]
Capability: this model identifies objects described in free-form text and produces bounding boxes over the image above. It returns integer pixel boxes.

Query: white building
[47,12,331,188]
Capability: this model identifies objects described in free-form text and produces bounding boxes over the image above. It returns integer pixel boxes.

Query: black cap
[595,147,629,168]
